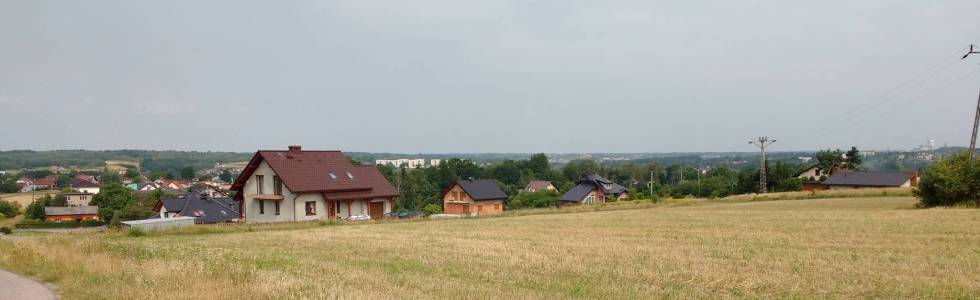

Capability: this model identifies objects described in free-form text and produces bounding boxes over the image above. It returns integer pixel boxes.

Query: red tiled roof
[33,176,56,186]
[231,148,398,199]
[74,174,98,183]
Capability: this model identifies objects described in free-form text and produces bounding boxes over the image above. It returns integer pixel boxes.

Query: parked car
[397,211,424,219]
[347,214,371,221]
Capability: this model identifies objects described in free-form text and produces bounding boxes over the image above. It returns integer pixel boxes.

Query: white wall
[336,198,392,218]
[77,187,100,194]
[243,161,311,223]
[243,161,392,222]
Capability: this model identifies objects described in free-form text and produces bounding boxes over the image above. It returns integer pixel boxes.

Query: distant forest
[0,147,941,175]
[0,150,253,173]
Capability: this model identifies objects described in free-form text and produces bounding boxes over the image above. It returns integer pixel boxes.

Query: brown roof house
[70,178,101,194]
[441,179,507,216]
[45,206,99,222]
[230,145,399,222]
[522,180,557,193]
[822,171,917,189]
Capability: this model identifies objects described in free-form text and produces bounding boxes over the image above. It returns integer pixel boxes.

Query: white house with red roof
[230,145,399,223]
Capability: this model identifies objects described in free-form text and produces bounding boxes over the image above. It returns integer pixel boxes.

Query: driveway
[0,269,57,300]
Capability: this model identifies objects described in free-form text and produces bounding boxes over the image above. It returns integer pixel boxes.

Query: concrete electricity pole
[749,137,776,193]
[962,45,980,160]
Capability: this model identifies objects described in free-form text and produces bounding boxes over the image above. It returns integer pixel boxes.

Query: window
[328,173,337,179]
[305,201,317,216]
[255,175,265,194]
[259,200,265,214]
[346,172,354,179]
[494,203,501,210]
[273,176,283,195]
[274,201,281,215]
[585,194,594,204]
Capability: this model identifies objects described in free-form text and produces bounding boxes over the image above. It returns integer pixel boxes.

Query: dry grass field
[104,160,139,173]
[0,196,978,299]
[0,191,61,208]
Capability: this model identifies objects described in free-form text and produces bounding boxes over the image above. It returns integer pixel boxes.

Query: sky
[1,1,979,153]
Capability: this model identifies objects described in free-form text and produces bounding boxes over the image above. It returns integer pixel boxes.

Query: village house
[152,191,240,224]
[18,175,56,192]
[74,174,99,184]
[64,192,94,207]
[230,145,399,222]
[559,175,629,206]
[44,206,99,222]
[821,171,918,190]
[441,178,507,216]
[70,178,100,194]
[154,179,189,190]
[190,184,228,198]
[522,180,557,193]
[796,165,829,181]
[140,182,162,192]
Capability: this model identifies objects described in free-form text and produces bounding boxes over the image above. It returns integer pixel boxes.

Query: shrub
[508,190,560,209]
[915,152,980,207]
[422,204,443,216]
[14,219,81,229]
[80,219,104,227]
[0,226,11,234]
[127,227,145,237]
[109,213,122,227]
[0,199,20,218]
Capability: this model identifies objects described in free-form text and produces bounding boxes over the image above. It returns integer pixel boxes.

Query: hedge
[15,219,105,229]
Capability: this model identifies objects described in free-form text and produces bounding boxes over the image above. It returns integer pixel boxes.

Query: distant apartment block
[375,158,441,169]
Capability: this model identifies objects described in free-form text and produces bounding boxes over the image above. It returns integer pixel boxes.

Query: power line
[812,69,980,140]
[963,44,980,160]
[827,46,968,127]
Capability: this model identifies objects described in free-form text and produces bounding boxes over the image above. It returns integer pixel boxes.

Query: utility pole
[749,137,776,193]
[696,167,702,197]
[695,166,708,198]
[962,45,980,161]
[648,171,656,199]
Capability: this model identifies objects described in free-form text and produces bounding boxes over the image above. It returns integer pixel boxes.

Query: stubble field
[0,196,977,299]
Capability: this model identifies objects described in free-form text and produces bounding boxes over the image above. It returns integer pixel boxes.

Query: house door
[369,202,384,220]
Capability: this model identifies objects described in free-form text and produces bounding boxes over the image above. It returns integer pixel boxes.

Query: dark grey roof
[583,175,628,194]
[823,171,914,187]
[45,206,98,215]
[560,184,594,201]
[155,192,240,224]
[454,179,507,200]
[159,198,188,212]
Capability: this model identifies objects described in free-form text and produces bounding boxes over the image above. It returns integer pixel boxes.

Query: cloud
[0,95,25,104]
[140,101,196,115]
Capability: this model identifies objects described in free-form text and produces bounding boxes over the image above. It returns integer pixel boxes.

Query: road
[0,269,57,300]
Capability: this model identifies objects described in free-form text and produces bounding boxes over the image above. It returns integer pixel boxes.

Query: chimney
[287,145,302,158]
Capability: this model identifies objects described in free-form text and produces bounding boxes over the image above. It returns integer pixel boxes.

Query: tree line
[378,153,818,212]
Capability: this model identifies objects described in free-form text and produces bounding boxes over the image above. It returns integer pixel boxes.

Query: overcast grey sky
[1,1,978,153]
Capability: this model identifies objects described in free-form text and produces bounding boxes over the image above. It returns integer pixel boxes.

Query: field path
[0,269,57,300]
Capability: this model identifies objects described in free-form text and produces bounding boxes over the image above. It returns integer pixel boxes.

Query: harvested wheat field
[1,196,978,299]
